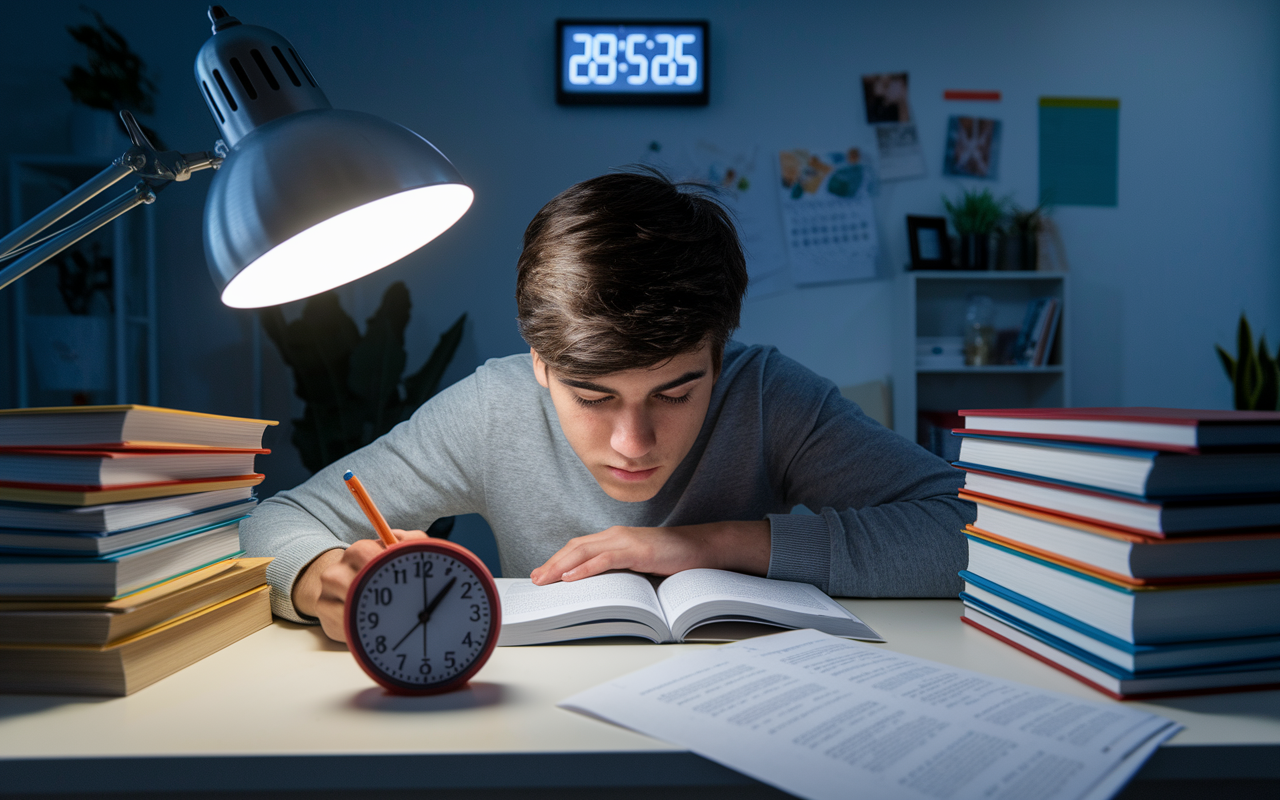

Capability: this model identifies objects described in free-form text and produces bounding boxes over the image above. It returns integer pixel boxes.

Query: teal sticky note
[1039,98,1119,207]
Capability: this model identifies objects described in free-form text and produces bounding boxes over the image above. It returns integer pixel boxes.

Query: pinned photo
[943,116,1002,179]
[861,72,911,124]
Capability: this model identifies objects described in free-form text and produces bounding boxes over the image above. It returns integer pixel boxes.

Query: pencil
[343,469,399,547]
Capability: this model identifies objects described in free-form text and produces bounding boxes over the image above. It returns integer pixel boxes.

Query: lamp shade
[195,7,472,308]
[204,109,473,308]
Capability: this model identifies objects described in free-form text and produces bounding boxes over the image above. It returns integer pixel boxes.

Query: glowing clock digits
[589,33,617,85]
[568,33,592,85]
[674,33,698,85]
[625,33,648,85]
[651,33,675,85]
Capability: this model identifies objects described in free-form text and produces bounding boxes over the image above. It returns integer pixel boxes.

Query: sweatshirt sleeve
[240,371,489,622]
[758,354,975,598]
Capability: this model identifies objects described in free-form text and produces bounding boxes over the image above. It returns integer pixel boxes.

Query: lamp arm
[0,161,135,261]
[0,111,223,293]
[0,183,157,292]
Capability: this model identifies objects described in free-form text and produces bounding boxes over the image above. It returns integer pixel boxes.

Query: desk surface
[2,598,1279,796]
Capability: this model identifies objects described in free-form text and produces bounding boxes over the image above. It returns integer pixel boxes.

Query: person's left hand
[530,520,770,585]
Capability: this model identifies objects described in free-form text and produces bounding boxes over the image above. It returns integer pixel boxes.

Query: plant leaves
[1259,335,1279,412]
[1215,344,1236,382]
[402,313,467,419]
[1238,315,1258,410]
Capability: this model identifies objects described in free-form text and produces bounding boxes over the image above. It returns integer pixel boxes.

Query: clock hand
[391,616,424,652]
[422,576,457,624]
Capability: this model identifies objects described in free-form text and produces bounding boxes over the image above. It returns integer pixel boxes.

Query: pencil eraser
[343,470,353,481]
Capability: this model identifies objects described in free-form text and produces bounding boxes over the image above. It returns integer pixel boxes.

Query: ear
[530,348,551,389]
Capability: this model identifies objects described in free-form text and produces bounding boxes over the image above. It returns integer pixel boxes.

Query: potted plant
[943,188,1004,269]
[1000,203,1046,270]
[62,7,163,156]
[1216,314,1279,411]
[260,282,467,537]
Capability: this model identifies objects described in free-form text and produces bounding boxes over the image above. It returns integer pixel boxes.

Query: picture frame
[906,215,952,270]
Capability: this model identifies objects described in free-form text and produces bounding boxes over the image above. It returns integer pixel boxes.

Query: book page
[497,573,664,625]
[656,569,881,641]
[561,629,1179,800]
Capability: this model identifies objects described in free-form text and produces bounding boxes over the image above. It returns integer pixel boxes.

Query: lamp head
[194,6,473,308]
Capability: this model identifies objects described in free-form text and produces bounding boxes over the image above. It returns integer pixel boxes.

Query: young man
[241,170,973,642]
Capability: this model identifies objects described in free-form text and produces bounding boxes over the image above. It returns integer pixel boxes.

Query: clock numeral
[568,32,592,85]
[460,581,472,599]
[651,34,676,85]
[462,632,473,647]
[470,604,482,622]
[366,612,379,629]
[372,587,393,606]
[397,653,406,670]
[445,651,457,670]
[624,33,648,86]
[420,658,432,675]
[413,560,434,578]
[673,34,698,86]
[375,635,387,654]
[393,568,407,584]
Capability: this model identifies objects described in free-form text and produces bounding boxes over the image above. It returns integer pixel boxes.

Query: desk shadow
[0,695,111,721]
[349,681,506,713]
[1145,688,1280,722]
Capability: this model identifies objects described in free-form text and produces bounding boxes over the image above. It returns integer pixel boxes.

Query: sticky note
[1039,97,1119,207]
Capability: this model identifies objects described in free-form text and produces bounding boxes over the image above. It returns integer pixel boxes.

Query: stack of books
[0,405,278,695]
[952,407,1280,699]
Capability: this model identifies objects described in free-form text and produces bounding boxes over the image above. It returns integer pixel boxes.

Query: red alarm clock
[344,537,501,696]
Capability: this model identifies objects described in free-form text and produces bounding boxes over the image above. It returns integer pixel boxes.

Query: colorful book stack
[952,406,1280,699]
[0,405,278,696]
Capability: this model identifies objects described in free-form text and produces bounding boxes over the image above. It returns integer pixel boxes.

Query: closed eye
[573,395,611,407]
[658,393,692,405]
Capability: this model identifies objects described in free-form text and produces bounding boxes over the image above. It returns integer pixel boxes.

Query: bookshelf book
[893,271,1070,457]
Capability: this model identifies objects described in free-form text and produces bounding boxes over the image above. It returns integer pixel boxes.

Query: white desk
[1,599,1278,798]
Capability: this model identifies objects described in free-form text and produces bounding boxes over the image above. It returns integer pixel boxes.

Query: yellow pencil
[343,469,400,547]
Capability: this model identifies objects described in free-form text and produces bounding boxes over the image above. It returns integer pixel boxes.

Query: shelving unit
[8,155,157,408]
[893,270,1070,452]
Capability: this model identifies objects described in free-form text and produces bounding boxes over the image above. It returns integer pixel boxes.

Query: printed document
[561,629,1179,800]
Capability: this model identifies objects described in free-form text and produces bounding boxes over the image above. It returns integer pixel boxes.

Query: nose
[611,405,656,461]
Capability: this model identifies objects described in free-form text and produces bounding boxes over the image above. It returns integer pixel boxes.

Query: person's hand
[293,528,430,643]
[530,520,770,586]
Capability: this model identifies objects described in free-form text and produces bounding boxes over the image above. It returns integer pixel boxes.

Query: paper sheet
[1038,98,1120,207]
[778,148,878,285]
[561,629,1179,800]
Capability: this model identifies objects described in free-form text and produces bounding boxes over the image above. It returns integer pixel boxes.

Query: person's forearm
[697,520,771,576]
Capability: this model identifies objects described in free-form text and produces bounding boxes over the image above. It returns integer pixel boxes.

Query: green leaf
[1259,335,1280,412]
[1237,315,1258,410]
[349,282,411,442]
[1215,345,1236,382]
[402,313,467,418]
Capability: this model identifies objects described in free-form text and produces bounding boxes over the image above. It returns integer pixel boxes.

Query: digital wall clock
[556,20,709,106]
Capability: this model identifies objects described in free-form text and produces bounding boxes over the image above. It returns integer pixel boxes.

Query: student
[241,170,974,642]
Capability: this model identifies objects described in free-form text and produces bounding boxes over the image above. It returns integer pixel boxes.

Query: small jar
[963,294,995,366]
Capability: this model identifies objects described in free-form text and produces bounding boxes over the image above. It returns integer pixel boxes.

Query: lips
[608,466,660,482]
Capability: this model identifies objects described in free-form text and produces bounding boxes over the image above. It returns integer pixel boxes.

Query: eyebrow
[558,369,707,396]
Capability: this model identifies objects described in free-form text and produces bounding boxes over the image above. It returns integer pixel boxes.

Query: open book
[496,569,883,646]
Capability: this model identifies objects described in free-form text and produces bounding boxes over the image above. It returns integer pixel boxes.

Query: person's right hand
[293,529,430,643]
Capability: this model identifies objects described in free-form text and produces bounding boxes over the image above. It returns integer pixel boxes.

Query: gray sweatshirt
[242,342,974,623]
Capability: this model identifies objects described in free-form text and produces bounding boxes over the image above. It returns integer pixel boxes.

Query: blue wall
[3,1,1278,510]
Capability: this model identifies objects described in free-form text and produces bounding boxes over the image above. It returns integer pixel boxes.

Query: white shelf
[893,270,1070,454]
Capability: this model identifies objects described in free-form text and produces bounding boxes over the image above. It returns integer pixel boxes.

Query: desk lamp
[0,6,473,309]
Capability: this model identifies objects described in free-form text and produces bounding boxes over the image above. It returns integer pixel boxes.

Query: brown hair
[516,169,748,377]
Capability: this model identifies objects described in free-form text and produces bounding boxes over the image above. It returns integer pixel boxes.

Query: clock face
[556,20,709,105]
[346,541,499,694]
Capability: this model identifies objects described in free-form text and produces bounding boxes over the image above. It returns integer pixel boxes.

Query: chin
[597,474,665,503]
